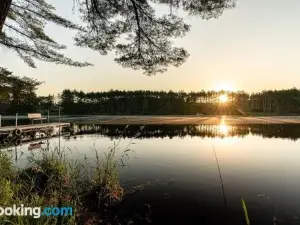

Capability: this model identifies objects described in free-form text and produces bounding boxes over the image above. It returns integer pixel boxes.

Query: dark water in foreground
[2,124,300,225]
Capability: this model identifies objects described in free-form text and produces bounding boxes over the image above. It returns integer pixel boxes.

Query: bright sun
[219,94,228,103]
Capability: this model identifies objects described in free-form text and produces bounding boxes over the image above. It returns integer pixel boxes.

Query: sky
[1,0,300,96]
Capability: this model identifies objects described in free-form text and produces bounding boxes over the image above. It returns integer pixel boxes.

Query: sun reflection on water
[218,117,229,136]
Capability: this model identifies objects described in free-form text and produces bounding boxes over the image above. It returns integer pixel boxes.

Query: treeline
[0,69,300,115]
[59,89,250,115]
[250,89,300,113]
[59,89,300,115]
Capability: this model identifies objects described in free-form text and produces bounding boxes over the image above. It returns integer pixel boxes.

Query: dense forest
[57,89,300,115]
[59,89,250,115]
[0,70,300,115]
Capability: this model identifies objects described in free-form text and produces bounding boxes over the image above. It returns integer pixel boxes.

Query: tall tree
[0,68,42,112]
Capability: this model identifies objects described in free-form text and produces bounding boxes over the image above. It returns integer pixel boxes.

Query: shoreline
[2,115,300,125]
[59,115,300,125]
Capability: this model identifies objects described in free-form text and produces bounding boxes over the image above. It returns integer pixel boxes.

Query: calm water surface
[3,124,300,225]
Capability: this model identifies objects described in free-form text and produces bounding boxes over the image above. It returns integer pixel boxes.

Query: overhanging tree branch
[1,0,235,73]
[1,0,91,68]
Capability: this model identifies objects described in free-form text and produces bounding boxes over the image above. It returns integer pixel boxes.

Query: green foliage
[241,198,251,225]
[0,152,15,206]
[0,151,14,178]
[89,144,125,207]
[0,179,14,205]
[0,136,135,224]
[26,150,68,191]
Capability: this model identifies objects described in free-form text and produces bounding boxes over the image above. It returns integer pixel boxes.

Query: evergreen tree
[1,0,235,74]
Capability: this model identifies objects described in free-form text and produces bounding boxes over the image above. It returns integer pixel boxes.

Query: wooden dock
[0,123,70,135]
[0,122,70,149]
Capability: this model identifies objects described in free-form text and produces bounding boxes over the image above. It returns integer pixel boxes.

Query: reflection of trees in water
[249,124,300,141]
[73,124,300,141]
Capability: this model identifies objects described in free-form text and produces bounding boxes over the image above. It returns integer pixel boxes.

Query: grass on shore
[0,131,140,225]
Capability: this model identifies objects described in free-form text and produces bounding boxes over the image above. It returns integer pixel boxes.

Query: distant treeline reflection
[72,124,300,140]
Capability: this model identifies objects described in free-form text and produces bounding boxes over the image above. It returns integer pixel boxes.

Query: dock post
[0,114,1,127]
[15,113,18,127]
[58,107,61,122]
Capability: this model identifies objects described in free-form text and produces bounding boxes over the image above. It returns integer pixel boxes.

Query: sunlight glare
[219,94,228,103]
[219,124,229,135]
[218,117,229,136]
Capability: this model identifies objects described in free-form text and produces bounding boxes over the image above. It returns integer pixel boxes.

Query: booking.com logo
[0,205,73,219]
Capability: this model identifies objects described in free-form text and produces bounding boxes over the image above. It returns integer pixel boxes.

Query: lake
[3,123,300,225]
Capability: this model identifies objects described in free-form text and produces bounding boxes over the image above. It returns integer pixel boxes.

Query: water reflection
[72,123,300,140]
[217,117,229,136]
[2,123,300,151]
[218,123,229,136]
[3,123,300,224]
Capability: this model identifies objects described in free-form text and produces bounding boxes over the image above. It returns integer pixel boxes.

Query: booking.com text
[0,205,73,219]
